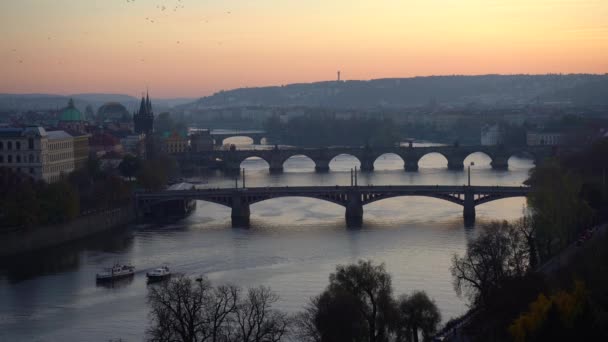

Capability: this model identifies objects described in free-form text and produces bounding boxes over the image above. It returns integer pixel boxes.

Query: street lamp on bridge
[468,161,475,186]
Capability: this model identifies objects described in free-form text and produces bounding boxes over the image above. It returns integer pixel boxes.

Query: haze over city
[2,0,608,97]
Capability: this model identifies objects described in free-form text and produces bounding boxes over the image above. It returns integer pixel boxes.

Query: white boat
[96,263,135,282]
[146,266,171,282]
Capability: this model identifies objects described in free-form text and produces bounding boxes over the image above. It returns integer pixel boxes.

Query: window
[7,141,12,150]
[29,154,34,163]
[7,155,12,163]
[16,155,21,163]
[0,155,3,163]
[30,168,34,174]
[28,138,34,149]
[0,141,3,150]
[16,141,21,150]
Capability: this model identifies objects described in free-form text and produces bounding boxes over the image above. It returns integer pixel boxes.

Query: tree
[147,276,290,342]
[526,160,593,260]
[395,291,441,342]
[119,155,142,180]
[234,286,291,342]
[296,260,395,342]
[451,221,530,306]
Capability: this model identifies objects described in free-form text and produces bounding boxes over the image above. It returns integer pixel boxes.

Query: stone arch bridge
[135,185,530,228]
[176,145,553,173]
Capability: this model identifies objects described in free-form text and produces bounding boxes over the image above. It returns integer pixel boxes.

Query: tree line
[147,260,441,342]
[448,137,608,340]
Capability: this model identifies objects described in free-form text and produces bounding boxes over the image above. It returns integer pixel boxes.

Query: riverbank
[0,206,135,257]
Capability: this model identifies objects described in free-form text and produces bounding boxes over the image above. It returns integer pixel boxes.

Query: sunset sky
[1,0,607,97]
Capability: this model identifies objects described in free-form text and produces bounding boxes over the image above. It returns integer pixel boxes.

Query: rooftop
[46,130,73,140]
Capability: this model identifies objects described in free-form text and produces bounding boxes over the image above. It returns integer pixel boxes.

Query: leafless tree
[147,276,289,342]
[233,286,291,342]
[451,221,529,306]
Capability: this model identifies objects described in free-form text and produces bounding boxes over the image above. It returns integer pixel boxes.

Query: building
[0,126,75,183]
[71,133,90,170]
[161,130,188,154]
[58,99,88,134]
[97,102,133,131]
[45,131,76,182]
[121,134,146,156]
[90,131,123,156]
[133,92,154,135]
[527,131,563,146]
[190,129,214,152]
[481,124,505,146]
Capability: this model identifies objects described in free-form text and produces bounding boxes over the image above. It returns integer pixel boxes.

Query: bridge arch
[464,151,493,167]
[249,195,346,208]
[362,193,465,206]
[329,153,361,171]
[283,154,316,172]
[220,136,256,146]
[418,152,449,169]
[240,156,270,170]
[373,153,405,171]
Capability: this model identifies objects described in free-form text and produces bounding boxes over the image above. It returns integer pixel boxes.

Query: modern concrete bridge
[135,185,530,228]
[176,145,553,173]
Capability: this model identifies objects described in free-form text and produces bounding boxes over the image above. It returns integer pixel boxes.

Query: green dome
[60,98,85,122]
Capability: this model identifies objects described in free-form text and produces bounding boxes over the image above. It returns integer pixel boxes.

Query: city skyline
[1,0,608,97]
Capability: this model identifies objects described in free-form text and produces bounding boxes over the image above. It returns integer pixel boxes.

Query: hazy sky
[1,0,607,97]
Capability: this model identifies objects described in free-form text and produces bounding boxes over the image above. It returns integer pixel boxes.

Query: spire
[146,90,152,113]
[138,96,147,115]
[68,98,75,108]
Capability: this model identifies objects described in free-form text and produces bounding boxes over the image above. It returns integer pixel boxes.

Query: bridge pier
[360,157,375,172]
[447,157,465,171]
[404,156,419,172]
[253,136,264,145]
[315,159,330,173]
[269,157,284,174]
[463,190,475,227]
[231,194,250,228]
[345,190,363,228]
[490,155,509,170]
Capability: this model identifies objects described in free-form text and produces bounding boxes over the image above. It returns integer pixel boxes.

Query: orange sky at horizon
[1,0,607,97]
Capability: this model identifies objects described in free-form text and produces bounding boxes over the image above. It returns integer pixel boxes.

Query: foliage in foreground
[295,260,441,342]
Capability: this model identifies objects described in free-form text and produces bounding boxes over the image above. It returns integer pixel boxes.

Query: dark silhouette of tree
[119,154,142,180]
[395,291,441,342]
[451,221,529,307]
[147,276,290,342]
[526,159,593,260]
[296,260,396,342]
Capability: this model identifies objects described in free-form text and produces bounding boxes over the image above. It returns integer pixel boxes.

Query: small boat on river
[147,266,171,282]
[96,263,135,282]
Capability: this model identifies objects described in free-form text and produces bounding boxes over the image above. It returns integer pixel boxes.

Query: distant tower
[337,70,341,82]
[133,91,154,135]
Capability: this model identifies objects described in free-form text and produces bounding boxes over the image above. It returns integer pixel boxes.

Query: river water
[0,140,534,341]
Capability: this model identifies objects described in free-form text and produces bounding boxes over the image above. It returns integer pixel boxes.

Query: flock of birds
[9,0,233,65]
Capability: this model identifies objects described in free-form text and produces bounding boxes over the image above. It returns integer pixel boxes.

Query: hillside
[184,74,608,109]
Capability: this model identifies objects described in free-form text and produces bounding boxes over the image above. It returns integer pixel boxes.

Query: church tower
[133,91,154,135]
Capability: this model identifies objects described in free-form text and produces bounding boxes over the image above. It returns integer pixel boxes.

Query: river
[0,140,534,341]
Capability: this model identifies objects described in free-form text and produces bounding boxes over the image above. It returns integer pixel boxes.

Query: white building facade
[0,126,75,183]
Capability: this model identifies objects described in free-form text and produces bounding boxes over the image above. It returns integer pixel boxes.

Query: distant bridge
[209,130,267,146]
[176,145,553,173]
[135,185,530,228]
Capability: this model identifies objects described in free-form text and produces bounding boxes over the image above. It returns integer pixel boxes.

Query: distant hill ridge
[185,74,608,109]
